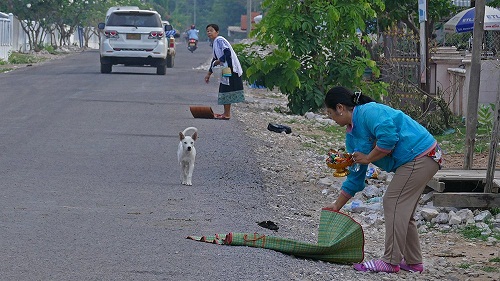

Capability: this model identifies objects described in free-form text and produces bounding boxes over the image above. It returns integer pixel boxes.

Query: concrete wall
[431,47,500,117]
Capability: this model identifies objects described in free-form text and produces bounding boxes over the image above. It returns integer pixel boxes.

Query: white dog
[177,127,198,186]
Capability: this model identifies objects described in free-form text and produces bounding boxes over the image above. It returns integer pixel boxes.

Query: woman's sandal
[353,259,400,273]
[214,114,230,120]
[399,259,424,273]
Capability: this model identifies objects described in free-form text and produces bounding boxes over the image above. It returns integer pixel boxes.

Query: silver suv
[98,8,171,75]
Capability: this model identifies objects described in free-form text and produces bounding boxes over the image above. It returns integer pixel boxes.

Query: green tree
[210,0,246,36]
[375,0,458,37]
[0,0,252,48]
[0,0,59,51]
[489,0,500,7]
[237,0,387,115]
[53,0,91,47]
[148,0,169,18]
[0,0,152,50]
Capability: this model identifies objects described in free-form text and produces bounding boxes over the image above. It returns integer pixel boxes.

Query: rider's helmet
[191,24,195,29]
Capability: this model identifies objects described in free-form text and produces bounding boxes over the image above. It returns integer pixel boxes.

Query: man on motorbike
[186,24,199,52]
[187,25,199,42]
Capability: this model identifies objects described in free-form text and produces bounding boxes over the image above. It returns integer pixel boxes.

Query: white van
[98,7,172,75]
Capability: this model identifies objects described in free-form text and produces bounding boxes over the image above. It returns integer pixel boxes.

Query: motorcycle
[187,38,197,53]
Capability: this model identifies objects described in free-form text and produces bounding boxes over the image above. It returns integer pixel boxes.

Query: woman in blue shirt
[323,86,442,274]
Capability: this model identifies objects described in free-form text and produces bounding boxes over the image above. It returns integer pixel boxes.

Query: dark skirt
[218,72,245,105]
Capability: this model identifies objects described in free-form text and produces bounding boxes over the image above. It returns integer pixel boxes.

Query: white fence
[0,12,13,61]
[0,11,99,62]
[0,12,32,61]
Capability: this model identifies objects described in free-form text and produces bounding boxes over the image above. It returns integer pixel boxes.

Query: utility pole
[247,0,252,38]
[484,74,500,193]
[193,0,196,26]
[464,0,485,169]
[418,0,429,96]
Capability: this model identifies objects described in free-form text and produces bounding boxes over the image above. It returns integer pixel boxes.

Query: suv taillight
[104,30,119,38]
[149,31,164,39]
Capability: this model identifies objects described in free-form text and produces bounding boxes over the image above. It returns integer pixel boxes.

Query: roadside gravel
[232,87,500,281]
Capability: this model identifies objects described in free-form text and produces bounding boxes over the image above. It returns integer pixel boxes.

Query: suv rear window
[107,12,161,28]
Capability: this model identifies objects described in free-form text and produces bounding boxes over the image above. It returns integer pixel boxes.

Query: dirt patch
[445,153,500,169]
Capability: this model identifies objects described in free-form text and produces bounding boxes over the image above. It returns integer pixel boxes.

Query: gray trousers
[381,156,439,265]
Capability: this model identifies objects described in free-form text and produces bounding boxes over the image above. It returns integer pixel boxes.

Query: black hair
[324,86,375,110]
[206,23,219,32]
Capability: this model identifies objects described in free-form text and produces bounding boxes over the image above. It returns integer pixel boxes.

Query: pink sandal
[353,259,400,273]
[399,259,424,273]
[214,114,230,120]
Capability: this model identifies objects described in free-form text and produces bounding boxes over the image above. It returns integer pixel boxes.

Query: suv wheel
[157,62,166,75]
[166,55,174,68]
[101,63,112,74]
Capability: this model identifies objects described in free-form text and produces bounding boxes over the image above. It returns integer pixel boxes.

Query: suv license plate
[126,33,141,40]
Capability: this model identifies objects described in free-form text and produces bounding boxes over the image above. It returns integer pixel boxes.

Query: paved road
[0,42,299,280]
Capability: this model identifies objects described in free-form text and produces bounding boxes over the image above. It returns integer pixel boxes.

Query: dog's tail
[182,127,198,137]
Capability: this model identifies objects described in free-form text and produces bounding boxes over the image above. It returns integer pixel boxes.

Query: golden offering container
[327,158,354,177]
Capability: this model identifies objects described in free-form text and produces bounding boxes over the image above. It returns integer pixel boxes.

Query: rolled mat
[190,106,214,119]
[186,209,364,264]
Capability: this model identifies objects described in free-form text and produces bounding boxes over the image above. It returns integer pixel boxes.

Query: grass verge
[8,52,49,64]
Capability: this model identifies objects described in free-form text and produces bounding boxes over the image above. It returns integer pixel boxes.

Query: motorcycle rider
[187,24,199,43]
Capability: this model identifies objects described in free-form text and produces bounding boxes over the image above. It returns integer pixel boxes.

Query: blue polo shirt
[341,102,436,197]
